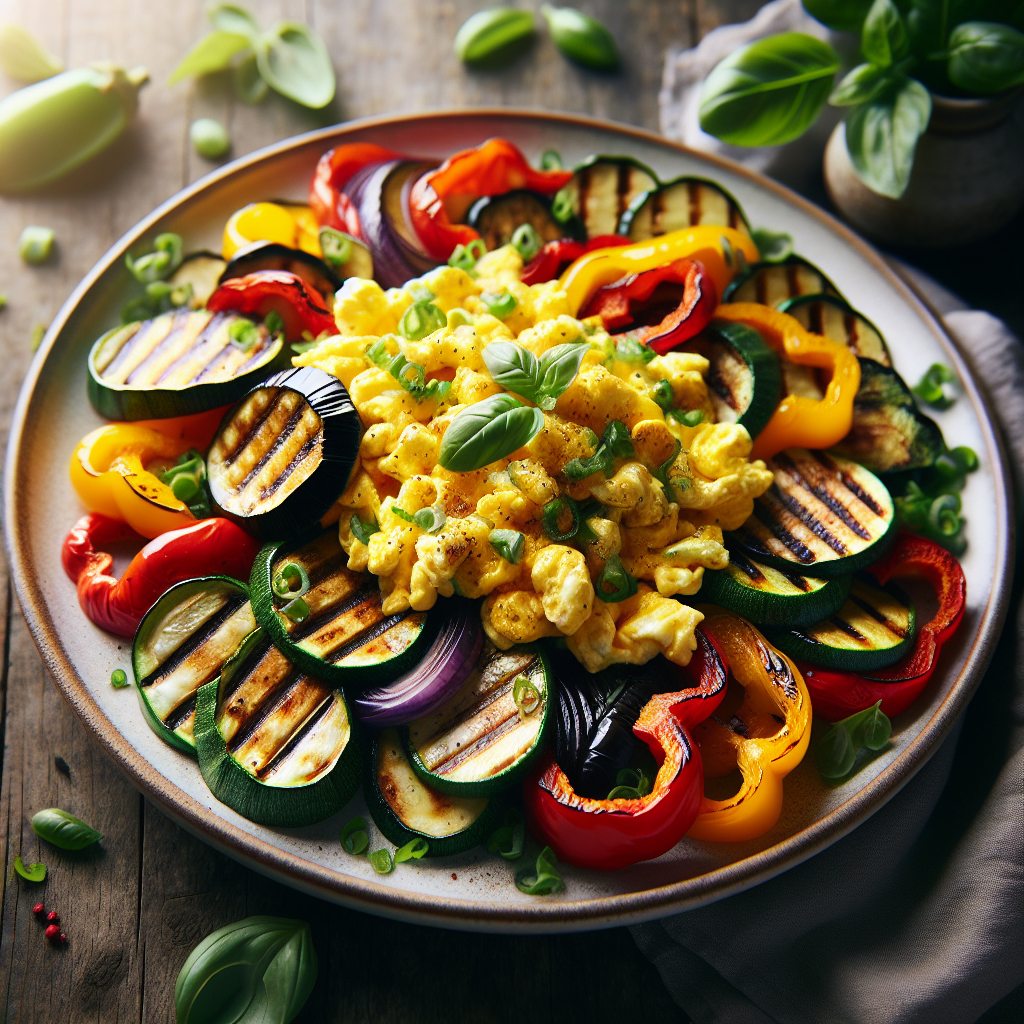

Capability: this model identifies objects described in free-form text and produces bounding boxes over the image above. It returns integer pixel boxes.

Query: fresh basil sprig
[438,394,544,472]
[31,808,102,850]
[515,845,565,895]
[947,21,1024,94]
[482,339,588,411]
[350,514,380,545]
[817,700,891,779]
[174,916,317,1024]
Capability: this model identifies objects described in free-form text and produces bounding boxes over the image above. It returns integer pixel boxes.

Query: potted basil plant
[698,0,1024,247]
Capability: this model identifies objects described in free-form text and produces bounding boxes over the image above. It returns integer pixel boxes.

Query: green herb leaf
[515,845,565,895]
[233,50,269,103]
[912,362,957,409]
[750,227,794,262]
[698,32,841,147]
[614,337,656,363]
[829,62,895,106]
[817,721,857,778]
[438,394,544,472]
[850,700,892,751]
[255,21,335,109]
[488,808,526,860]
[607,766,652,800]
[541,5,619,72]
[537,341,588,403]
[209,3,261,40]
[395,838,429,863]
[111,668,129,688]
[948,21,1024,95]
[368,849,395,874]
[844,77,931,199]
[540,149,563,170]
[595,552,639,603]
[229,317,261,352]
[169,30,252,84]
[490,528,526,564]
[13,857,46,882]
[341,816,369,855]
[0,24,64,83]
[414,507,447,534]
[350,514,380,545]
[398,300,447,341]
[861,0,909,67]
[174,916,316,1024]
[802,0,873,33]
[31,808,103,850]
[454,7,536,65]
[482,342,541,403]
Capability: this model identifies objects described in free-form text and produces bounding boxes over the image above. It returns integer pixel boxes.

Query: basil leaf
[483,341,543,404]
[698,32,841,147]
[862,0,909,67]
[515,845,565,895]
[948,21,1024,94]
[537,341,588,407]
[438,395,544,472]
[750,227,793,262]
[255,21,335,109]
[31,808,103,850]
[233,50,270,103]
[829,62,896,105]
[851,701,892,751]
[541,5,619,72]
[13,856,46,882]
[455,8,536,65]
[845,77,931,199]
[174,916,316,1024]
[817,722,857,779]
[169,30,252,84]
[803,0,873,32]
[209,3,260,40]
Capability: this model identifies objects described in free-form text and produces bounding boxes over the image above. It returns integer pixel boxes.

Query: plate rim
[3,108,1014,932]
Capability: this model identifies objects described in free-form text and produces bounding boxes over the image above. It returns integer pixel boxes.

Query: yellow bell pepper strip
[714,303,860,461]
[688,606,811,842]
[70,423,197,538]
[559,226,760,318]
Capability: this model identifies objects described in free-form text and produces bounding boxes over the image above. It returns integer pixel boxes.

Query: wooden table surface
[0,2,1021,1022]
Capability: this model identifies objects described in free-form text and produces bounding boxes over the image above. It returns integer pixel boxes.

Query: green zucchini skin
[132,575,257,755]
[250,530,432,689]
[617,175,751,241]
[87,310,288,421]
[700,553,852,629]
[193,629,361,828]
[766,577,916,671]
[404,646,552,797]
[554,155,658,239]
[365,729,503,857]
[689,319,781,441]
[778,293,891,366]
[723,256,842,306]
[728,448,897,579]
[467,190,565,251]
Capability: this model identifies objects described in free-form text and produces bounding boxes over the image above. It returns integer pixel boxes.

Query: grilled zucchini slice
[767,576,916,670]
[700,552,851,629]
[88,310,286,420]
[251,529,432,688]
[167,251,228,308]
[723,256,841,306]
[193,628,361,827]
[366,729,502,857]
[553,155,657,238]
[132,576,257,754]
[207,366,361,540]
[618,176,751,241]
[467,190,565,251]
[728,448,897,578]
[405,646,551,797]
[688,319,781,440]
[779,293,890,366]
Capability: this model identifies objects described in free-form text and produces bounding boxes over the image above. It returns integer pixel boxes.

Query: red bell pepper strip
[61,513,261,637]
[409,138,573,261]
[206,270,337,343]
[580,258,717,354]
[520,234,631,286]
[800,533,967,720]
[308,142,403,237]
[523,628,727,871]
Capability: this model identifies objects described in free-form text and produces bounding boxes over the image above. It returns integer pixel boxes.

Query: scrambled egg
[295,244,773,672]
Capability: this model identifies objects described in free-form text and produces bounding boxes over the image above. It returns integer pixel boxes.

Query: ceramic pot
[823,88,1024,248]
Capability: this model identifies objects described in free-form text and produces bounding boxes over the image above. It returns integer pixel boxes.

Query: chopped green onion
[446,307,473,328]
[615,337,656,364]
[125,232,183,284]
[30,323,45,351]
[481,290,517,319]
[913,363,957,410]
[511,223,542,262]
[319,226,353,269]
[950,445,979,473]
[448,239,487,273]
[341,816,369,855]
[488,808,525,860]
[398,300,447,341]
[551,187,574,224]
[414,507,447,533]
[190,117,230,159]
[652,380,674,411]
[541,495,581,542]
[390,506,416,525]
[540,149,562,170]
[264,310,284,336]
[490,528,525,564]
[19,225,54,265]
[279,597,309,623]
[515,845,564,895]
[170,474,200,502]
[368,849,395,874]
[512,674,541,718]
[350,514,380,545]
[672,409,704,427]
[394,838,429,863]
[595,553,638,603]
[229,318,261,352]
[365,337,451,402]
[110,669,129,689]
[273,562,310,601]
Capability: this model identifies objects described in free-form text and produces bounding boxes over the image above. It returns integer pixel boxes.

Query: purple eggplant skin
[219,240,342,303]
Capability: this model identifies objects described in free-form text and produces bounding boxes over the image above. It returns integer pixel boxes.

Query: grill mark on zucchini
[165,696,197,732]
[764,484,848,554]
[750,502,816,562]
[157,313,233,386]
[126,313,211,386]
[817,452,886,516]
[234,401,307,489]
[101,315,180,382]
[432,710,523,776]
[782,571,814,593]
[774,453,871,540]
[848,591,909,636]
[248,427,319,504]
[256,693,333,780]
[827,616,867,641]
[325,610,413,664]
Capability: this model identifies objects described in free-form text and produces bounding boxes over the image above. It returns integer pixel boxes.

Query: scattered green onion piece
[654,438,684,501]
[398,300,447,341]
[551,187,574,224]
[190,117,230,159]
[511,223,542,262]
[408,285,434,302]
[390,506,416,525]
[672,409,704,427]
[19,225,54,265]
[913,363,957,410]
[606,767,651,800]
[540,149,562,170]
[652,380,674,411]
[350,514,380,545]
[615,337,656,364]
[110,669,129,689]
[341,816,369,855]
[515,845,564,895]
[0,294,6,309]
[280,597,309,623]
[394,838,429,863]
[490,528,525,564]
[512,674,541,718]
[368,849,395,874]
[318,226,354,270]
[412,507,445,533]
[481,290,517,319]
[170,474,200,502]
[125,233,183,285]
[30,323,45,351]
[228,318,261,352]
[448,239,487,273]
[264,310,284,336]
[272,562,310,601]
[446,307,473,328]
[365,337,450,402]
[950,445,979,473]
[595,553,638,603]
[487,808,525,861]
[928,493,962,538]
[541,495,581,541]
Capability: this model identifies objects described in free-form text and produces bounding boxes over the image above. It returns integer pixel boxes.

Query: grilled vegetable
[193,628,361,827]
[207,367,361,540]
[205,270,336,343]
[688,319,781,439]
[618,176,750,241]
[778,293,890,366]
[768,576,917,671]
[366,728,501,857]
[219,241,342,302]
[87,310,285,421]
[405,646,551,797]
[467,190,565,251]
[132,577,257,753]
[166,251,227,308]
[700,551,851,628]
[728,447,896,578]
[553,156,658,239]
[250,529,432,687]
[723,255,841,305]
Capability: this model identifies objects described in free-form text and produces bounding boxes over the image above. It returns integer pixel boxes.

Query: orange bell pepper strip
[714,303,860,460]
[688,607,811,843]
[558,226,760,318]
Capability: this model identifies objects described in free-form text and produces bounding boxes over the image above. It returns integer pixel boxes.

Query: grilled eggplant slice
[167,250,228,308]
[88,310,285,421]
[728,448,897,578]
[366,728,502,857]
[688,319,781,440]
[132,576,258,754]
[467,190,565,251]
[553,155,657,238]
[779,293,890,366]
[767,576,916,671]
[618,176,751,241]
[723,256,842,306]
[220,241,342,303]
[700,551,851,629]
[207,366,361,540]
[405,646,551,797]
[251,529,431,687]
[193,627,361,827]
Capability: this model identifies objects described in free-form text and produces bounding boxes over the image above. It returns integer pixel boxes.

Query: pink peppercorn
[32,903,44,917]
[44,924,60,942]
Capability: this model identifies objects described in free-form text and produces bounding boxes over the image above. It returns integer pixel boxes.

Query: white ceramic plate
[4,111,1012,932]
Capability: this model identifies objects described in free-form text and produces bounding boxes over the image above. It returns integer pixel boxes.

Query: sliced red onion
[350,600,483,727]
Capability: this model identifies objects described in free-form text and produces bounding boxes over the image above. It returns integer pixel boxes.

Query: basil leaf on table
[438,394,544,472]
[541,5,619,72]
[209,3,261,39]
[948,21,1024,95]
[844,77,931,199]
[13,857,46,882]
[829,62,896,106]
[698,32,842,147]
[31,808,103,850]
[255,21,335,109]
[174,916,316,1024]
[861,0,909,68]
[233,51,270,103]
[454,8,536,65]
[168,30,252,84]
[802,0,874,33]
